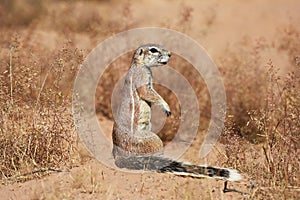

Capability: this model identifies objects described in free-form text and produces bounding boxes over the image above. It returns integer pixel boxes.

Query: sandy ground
[0,118,251,200]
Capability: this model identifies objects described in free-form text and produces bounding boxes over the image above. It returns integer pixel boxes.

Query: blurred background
[0,0,299,199]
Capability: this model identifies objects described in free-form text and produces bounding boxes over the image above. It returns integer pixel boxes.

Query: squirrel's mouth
[158,56,170,65]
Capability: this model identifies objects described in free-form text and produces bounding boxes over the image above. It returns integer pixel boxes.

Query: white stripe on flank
[130,75,134,133]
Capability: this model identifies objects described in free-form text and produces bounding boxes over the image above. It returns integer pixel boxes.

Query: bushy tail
[115,156,242,182]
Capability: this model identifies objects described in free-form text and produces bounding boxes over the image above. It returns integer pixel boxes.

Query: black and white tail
[115,156,242,182]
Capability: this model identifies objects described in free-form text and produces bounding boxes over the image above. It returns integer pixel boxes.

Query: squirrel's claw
[165,110,171,117]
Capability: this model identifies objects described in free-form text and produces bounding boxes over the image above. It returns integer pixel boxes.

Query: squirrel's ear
[139,49,143,56]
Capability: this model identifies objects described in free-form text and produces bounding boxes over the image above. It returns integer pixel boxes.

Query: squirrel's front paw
[165,110,171,117]
[162,102,171,117]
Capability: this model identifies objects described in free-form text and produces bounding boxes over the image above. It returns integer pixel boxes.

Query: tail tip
[227,169,242,181]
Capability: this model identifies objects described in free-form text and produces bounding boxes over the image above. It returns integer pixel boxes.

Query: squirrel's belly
[137,100,151,131]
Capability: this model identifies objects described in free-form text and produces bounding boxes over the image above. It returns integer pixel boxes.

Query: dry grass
[219,26,300,199]
[0,33,83,182]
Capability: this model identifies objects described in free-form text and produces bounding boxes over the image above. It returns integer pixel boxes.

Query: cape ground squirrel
[112,44,241,181]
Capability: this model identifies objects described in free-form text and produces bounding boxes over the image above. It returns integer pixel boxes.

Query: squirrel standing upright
[112,44,241,182]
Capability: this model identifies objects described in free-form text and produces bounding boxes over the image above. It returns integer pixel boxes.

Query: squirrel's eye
[149,48,159,53]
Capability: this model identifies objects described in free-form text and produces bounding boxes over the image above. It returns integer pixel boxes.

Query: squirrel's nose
[168,52,171,57]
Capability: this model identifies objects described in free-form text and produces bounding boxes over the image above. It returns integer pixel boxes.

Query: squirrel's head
[133,44,171,67]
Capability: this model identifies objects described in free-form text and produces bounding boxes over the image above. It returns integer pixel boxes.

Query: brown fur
[112,44,171,159]
[111,44,242,182]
